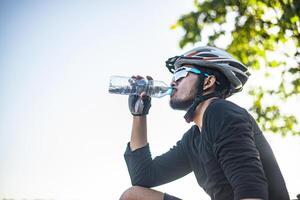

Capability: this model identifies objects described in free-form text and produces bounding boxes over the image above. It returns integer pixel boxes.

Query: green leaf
[290,15,299,24]
[174,0,300,136]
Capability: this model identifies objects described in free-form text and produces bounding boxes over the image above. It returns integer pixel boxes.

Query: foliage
[172,0,300,136]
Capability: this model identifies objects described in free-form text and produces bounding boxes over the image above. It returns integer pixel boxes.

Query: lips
[171,87,177,96]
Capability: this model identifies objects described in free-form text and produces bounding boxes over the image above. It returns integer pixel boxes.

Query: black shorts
[163,193,182,200]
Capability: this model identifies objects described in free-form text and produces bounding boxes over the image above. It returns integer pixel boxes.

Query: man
[119,46,289,200]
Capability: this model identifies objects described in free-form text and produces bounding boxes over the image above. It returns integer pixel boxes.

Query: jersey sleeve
[205,101,268,199]
[124,132,192,188]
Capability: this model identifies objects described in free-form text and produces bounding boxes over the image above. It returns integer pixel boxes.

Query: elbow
[131,179,153,188]
[234,183,268,200]
[130,175,155,188]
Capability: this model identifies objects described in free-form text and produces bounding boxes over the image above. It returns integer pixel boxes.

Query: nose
[171,76,184,86]
[171,79,177,87]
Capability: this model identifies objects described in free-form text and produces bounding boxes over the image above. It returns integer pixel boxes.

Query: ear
[203,75,217,91]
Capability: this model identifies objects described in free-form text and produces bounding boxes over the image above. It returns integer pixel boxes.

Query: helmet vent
[197,53,217,57]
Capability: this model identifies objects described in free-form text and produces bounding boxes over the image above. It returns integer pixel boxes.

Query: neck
[193,97,218,129]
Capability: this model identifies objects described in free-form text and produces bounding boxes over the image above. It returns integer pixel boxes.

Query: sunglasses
[172,66,220,85]
[172,66,209,82]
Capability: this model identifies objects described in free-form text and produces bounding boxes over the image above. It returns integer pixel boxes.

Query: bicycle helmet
[165,46,250,122]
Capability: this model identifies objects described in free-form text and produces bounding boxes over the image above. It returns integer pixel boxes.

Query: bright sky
[0,1,299,200]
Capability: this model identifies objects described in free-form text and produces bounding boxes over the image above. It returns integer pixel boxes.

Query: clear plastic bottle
[108,75,172,98]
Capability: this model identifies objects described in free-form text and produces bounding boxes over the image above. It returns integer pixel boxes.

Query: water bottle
[108,75,172,98]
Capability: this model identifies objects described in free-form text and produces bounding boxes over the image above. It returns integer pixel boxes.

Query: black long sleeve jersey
[124,99,289,200]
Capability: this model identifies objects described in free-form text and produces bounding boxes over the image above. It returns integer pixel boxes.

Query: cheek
[177,83,195,98]
[185,86,197,99]
[174,75,199,98]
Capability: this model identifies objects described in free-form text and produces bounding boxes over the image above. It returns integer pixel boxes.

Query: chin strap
[184,75,222,123]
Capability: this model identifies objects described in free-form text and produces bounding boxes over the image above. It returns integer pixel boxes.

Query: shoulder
[203,99,251,136]
[207,98,245,112]
[204,99,247,120]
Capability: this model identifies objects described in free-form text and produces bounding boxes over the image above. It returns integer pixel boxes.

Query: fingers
[146,75,153,80]
[131,75,144,80]
[130,75,154,98]
[131,75,153,80]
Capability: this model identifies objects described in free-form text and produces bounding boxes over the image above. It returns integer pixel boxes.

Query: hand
[128,75,152,116]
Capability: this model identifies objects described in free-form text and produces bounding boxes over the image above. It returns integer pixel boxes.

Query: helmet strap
[184,75,222,123]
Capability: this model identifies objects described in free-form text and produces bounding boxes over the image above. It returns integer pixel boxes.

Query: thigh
[121,186,164,200]
[163,193,182,200]
[120,186,182,200]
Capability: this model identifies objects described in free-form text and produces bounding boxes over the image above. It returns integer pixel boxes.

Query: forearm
[130,116,148,151]
[124,131,192,187]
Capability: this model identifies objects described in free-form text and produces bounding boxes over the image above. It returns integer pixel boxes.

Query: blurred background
[0,1,299,199]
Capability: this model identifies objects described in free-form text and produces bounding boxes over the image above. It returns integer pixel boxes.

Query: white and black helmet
[166,46,251,123]
[166,46,250,97]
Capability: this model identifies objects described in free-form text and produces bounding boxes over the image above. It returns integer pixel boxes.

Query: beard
[169,95,195,110]
[170,76,200,110]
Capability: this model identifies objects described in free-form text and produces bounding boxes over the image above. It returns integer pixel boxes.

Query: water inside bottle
[108,76,172,98]
[109,77,147,95]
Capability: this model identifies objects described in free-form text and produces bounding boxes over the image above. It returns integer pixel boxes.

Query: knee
[119,186,143,200]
